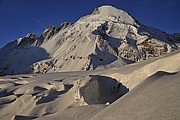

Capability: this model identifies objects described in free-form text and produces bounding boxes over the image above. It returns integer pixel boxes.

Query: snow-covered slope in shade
[0,33,50,75]
[0,5,179,75]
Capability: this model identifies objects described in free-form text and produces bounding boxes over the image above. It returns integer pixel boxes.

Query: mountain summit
[0,5,179,75]
[84,5,136,25]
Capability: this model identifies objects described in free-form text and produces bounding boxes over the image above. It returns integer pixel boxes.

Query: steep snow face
[0,5,179,75]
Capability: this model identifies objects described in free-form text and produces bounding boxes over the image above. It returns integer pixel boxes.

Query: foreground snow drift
[0,50,179,120]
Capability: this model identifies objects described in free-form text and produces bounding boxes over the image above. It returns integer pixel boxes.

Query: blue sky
[0,0,180,48]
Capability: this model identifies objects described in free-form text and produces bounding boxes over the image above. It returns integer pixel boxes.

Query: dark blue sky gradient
[0,0,180,48]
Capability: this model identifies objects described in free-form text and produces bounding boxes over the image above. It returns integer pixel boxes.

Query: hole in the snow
[80,75,129,104]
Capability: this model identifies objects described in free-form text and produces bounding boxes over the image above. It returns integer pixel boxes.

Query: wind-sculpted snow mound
[90,71,180,120]
[0,73,127,120]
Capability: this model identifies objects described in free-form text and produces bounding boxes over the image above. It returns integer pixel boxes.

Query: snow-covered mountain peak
[98,5,135,23]
[0,5,179,75]
[78,5,136,25]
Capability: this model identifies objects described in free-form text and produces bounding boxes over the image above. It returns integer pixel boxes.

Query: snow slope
[0,49,179,120]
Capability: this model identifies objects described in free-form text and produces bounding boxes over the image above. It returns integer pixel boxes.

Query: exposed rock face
[39,22,72,43]
[0,5,179,75]
[17,33,40,47]
[57,22,72,31]
[170,33,180,44]
[92,8,100,15]
[40,26,58,42]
